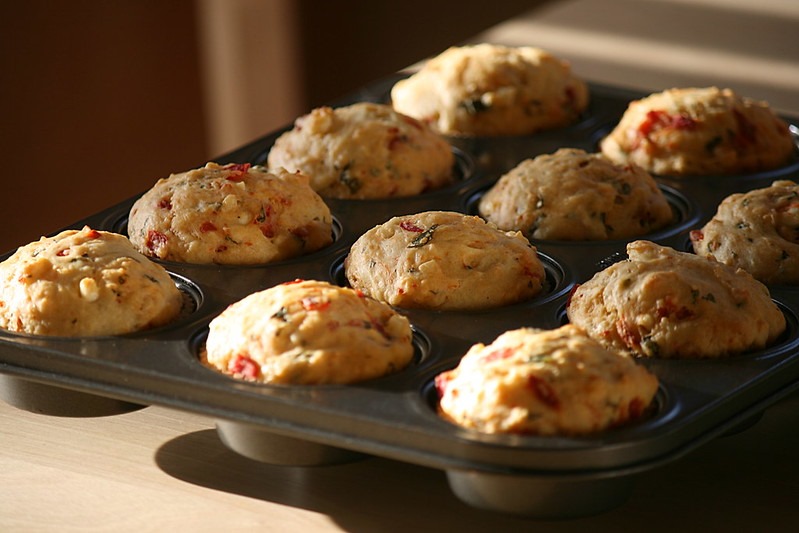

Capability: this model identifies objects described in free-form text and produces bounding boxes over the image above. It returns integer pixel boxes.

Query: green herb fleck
[705,136,723,153]
[782,191,799,203]
[611,180,632,195]
[339,163,361,193]
[601,212,614,234]
[642,336,660,357]
[271,307,289,321]
[526,353,553,364]
[461,97,490,115]
[408,224,439,248]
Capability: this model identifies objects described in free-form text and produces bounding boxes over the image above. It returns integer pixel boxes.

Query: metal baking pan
[2,75,799,518]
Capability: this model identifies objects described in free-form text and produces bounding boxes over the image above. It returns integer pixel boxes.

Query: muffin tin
[2,74,799,518]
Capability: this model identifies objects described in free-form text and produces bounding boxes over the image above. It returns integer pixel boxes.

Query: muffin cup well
[0,374,145,417]
[215,419,365,467]
[445,467,636,518]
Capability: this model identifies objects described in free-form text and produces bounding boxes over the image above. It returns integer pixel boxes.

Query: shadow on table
[154,391,799,532]
[153,428,538,532]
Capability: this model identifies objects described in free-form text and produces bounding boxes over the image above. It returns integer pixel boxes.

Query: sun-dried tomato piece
[638,110,697,139]
[145,230,168,254]
[434,373,451,398]
[301,297,331,311]
[656,296,695,321]
[482,347,514,363]
[229,354,260,379]
[400,220,424,233]
[224,163,252,182]
[689,229,704,242]
[526,375,560,409]
[616,318,642,351]
[627,397,645,419]
[732,108,756,148]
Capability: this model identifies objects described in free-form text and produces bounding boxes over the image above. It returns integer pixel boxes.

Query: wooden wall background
[0,0,537,252]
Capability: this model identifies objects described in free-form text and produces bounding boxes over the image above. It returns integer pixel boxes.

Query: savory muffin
[266,102,454,199]
[128,162,333,265]
[390,43,589,137]
[434,325,659,435]
[0,226,183,336]
[600,87,794,176]
[203,279,414,385]
[344,211,545,310]
[478,148,673,240]
[691,180,799,285]
[567,240,786,358]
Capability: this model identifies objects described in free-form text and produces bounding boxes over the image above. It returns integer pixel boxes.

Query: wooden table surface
[4,1,799,531]
[3,390,799,532]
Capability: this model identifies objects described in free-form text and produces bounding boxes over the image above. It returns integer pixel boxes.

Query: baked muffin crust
[479,148,673,240]
[691,180,799,284]
[567,240,785,358]
[345,211,545,310]
[435,325,659,435]
[0,226,182,336]
[267,102,454,199]
[391,43,589,137]
[600,87,794,176]
[204,279,414,385]
[128,162,332,264]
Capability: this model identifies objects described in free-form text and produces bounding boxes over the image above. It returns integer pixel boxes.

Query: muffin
[567,240,786,358]
[266,102,454,199]
[600,87,794,176]
[478,148,673,240]
[203,279,414,385]
[390,43,589,137]
[434,325,659,435]
[0,226,183,336]
[344,211,545,310]
[128,162,333,265]
[691,180,799,285]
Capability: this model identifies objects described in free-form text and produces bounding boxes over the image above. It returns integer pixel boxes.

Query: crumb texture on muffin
[691,180,799,285]
[0,226,183,336]
[479,148,673,240]
[390,43,589,137]
[567,240,785,358]
[128,162,333,264]
[204,279,414,385]
[267,102,454,199]
[600,87,794,176]
[345,211,545,310]
[435,325,659,435]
